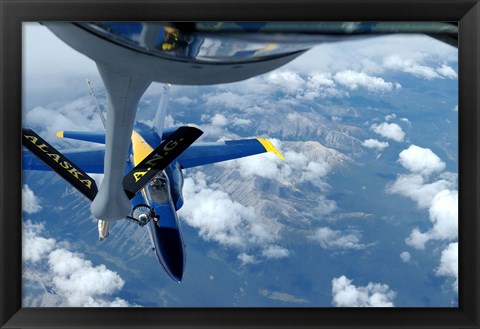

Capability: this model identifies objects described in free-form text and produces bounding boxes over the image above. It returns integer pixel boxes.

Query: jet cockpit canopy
[145,172,171,204]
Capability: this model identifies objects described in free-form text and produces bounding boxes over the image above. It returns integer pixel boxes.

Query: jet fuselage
[127,123,186,282]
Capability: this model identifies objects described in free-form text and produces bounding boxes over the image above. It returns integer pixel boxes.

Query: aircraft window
[146,174,171,204]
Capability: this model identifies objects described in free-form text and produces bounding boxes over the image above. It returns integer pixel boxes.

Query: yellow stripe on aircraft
[56,131,64,138]
[257,138,284,161]
[131,131,154,166]
[131,130,158,204]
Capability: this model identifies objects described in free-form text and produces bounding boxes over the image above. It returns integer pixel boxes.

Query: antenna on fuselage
[86,78,107,130]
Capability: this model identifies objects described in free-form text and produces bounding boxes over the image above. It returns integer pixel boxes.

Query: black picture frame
[1,0,479,328]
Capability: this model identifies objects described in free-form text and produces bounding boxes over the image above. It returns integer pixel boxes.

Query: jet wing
[23,148,105,174]
[56,131,106,144]
[177,138,284,169]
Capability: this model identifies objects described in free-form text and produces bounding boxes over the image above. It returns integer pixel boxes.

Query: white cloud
[203,91,250,109]
[22,184,42,214]
[300,161,331,184]
[400,187,457,250]
[362,139,389,151]
[24,23,97,77]
[331,276,396,307]
[23,220,56,262]
[383,55,457,80]
[164,114,176,127]
[24,23,100,109]
[261,245,290,259]
[266,71,305,94]
[193,42,442,107]
[216,141,341,224]
[453,105,458,112]
[219,140,334,192]
[398,145,446,177]
[302,73,347,100]
[284,34,456,77]
[195,113,236,140]
[232,118,252,126]
[179,172,286,261]
[387,174,453,209]
[378,120,458,292]
[238,253,257,265]
[23,220,131,307]
[436,65,458,79]
[48,249,126,306]
[384,113,397,121]
[371,122,405,142]
[405,228,431,250]
[181,176,259,247]
[428,190,458,241]
[400,117,411,126]
[389,146,458,252]
[307,73,336,88]
[224,152,281,180]
[259,289,309,304]
[383,55,441,80]
[25,97,105,145]
[83,297,131,307]
[400,251,411,263]
[173,96,195,106]
[138,119,154,127]
[435,242,458,292]
[210,113,228,127]
[333,70,396,93]
[309,227,366,250]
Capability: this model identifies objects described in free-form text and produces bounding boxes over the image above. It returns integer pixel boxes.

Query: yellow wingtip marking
[56,131,64,138]
[258,138,284,161]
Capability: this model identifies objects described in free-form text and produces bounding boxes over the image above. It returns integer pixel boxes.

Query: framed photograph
[1,1,479,328]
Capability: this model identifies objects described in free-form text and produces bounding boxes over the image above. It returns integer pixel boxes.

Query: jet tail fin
[86,78,107,130]
[22,128,99,201]
[153,84,171,136]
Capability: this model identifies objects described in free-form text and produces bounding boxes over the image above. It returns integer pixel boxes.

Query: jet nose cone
[155,227,185,282]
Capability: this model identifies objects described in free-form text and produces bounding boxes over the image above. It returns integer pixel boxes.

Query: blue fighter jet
[22,88,283,282]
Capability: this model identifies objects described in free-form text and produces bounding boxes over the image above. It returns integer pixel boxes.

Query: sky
[22,22,458,307]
